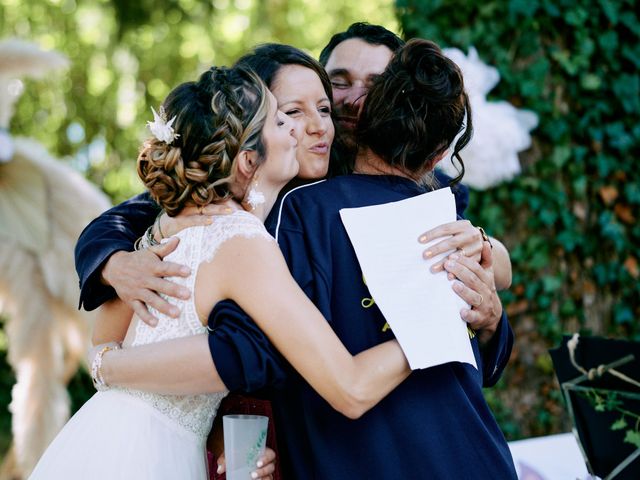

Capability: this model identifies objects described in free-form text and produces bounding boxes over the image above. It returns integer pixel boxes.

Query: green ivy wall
[397,0,640,438]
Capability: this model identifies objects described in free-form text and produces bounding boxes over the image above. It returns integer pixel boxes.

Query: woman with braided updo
[30,65,293,479]
[30,62,419,479]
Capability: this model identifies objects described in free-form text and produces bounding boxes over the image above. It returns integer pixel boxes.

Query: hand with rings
[418,220,486,273]
[102,203,236,327]
[442,241,502,346]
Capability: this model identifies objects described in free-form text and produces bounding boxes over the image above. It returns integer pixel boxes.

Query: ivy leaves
[399,0,640,439]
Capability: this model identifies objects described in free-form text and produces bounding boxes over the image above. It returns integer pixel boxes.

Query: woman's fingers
[252,448,276,478]
[418,220,472,244]
[443,251,502,343]
[479,241,494,269]
[216,448,276,479]
[444,255,489,293]
[216,452,226,474]
[157,212,211,238]
[452,279,484,308]
[420,220,484,272]
[200,204,234,216]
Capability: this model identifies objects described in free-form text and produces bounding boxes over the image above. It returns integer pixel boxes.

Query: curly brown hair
[137,66,270,216]
[356,38,472,183]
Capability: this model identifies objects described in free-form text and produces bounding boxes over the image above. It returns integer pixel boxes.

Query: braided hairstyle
[355,38,472,184]
[137,65,270,216]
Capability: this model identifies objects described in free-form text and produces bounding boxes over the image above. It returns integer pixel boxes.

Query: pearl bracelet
[91,344,121,391]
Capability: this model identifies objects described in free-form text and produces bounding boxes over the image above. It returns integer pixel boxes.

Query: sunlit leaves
[1,0,397,203]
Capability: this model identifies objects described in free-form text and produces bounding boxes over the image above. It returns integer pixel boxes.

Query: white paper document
[339,188,477,370]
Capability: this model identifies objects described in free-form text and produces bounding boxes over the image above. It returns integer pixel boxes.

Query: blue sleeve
[207,300,288,393]
[74,192,160,311]
[206,194,324,394]
[480,311,514,387]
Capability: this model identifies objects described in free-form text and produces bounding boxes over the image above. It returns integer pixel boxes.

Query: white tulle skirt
[29,390,209,479]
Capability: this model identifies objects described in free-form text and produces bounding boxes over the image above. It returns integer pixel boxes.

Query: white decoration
[246,186,266,210]
[438,47,539,190]
[0,38,109,478]
[147,106,180,145]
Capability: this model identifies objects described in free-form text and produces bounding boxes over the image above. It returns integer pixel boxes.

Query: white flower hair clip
[147,106,180,145]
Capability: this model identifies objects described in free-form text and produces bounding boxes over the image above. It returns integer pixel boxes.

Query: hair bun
[196,67,221,99]
[356,38,471,181]
[400,41,464,105]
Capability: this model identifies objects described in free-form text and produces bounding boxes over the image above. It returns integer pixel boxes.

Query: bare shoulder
[193,212,280,320]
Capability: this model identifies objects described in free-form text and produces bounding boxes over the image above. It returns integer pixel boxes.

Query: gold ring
[477,295,484,307]
[477,226,493,248]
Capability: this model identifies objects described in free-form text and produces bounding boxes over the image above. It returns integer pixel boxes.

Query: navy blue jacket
[256,174,516,479]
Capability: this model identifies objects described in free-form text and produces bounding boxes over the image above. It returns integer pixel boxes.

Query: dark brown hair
[235,43,332,103]
[356,38,472,182]
[319,22,404,66]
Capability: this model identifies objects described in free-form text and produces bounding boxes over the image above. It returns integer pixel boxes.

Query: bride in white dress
[30,64,413,479]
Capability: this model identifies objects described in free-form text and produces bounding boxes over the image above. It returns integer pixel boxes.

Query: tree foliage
[0,0,397,203]
[397,0,640,438]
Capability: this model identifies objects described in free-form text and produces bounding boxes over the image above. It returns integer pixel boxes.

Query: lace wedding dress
[29,211,273,480]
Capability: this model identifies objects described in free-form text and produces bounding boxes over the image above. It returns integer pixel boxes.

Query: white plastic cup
[223,414,269,480]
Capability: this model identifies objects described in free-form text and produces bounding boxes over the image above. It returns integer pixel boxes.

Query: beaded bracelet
[91,344,121,391]
[145,224,159,247]
[134,210,166,251]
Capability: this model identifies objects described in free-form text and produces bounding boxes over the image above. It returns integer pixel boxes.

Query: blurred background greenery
[1,0,639,462]
[1,0,398,204]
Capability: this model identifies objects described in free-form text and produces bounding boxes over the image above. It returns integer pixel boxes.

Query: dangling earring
[245,174,265,211]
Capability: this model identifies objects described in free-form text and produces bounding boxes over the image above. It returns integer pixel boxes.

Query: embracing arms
[97,233,410,419]
[211,236,411,419]
[77,192,510,330]
[75,192,160,311]
[75,193,229,323]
